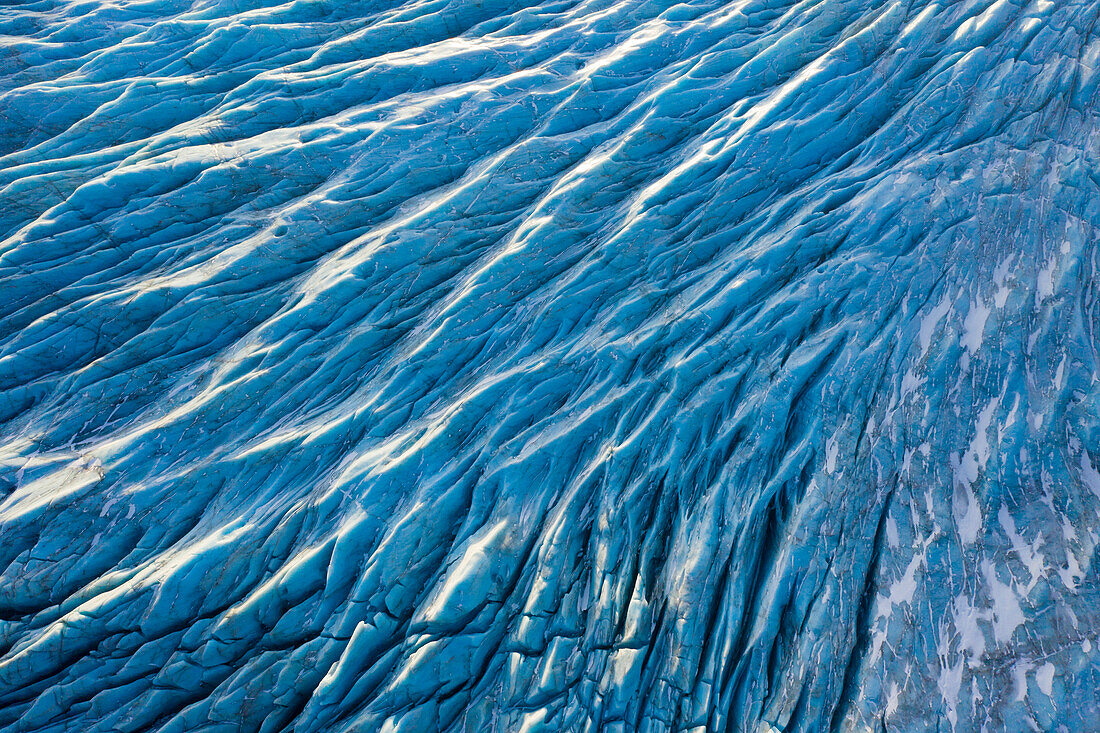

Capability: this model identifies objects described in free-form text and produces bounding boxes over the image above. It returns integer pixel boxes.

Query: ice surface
[2,0,1100,731]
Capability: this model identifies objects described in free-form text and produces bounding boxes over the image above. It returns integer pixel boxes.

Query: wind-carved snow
[2,0,1100,731]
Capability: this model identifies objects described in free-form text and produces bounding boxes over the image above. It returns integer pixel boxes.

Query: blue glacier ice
[1,0,1099,730]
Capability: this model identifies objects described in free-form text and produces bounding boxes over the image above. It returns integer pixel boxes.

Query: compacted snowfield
[1,0,1099,730]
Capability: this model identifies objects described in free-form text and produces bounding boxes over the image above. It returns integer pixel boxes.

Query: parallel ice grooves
[1,0,1100,730]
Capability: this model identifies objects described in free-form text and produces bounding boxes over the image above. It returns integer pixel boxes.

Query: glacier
[1,0,1100,730]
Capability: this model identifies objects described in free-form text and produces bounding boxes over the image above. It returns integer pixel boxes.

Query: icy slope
[2,0,1099,730]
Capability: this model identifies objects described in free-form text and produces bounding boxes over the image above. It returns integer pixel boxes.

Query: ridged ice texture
[2,0,1100,730]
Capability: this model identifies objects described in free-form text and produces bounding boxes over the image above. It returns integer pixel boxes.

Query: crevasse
[1,0,1099,730]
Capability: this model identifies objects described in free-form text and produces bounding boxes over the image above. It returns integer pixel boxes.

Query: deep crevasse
[1,0,1099,730]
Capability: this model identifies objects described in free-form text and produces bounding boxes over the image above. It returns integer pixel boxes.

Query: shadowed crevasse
[1,0,1099,730]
